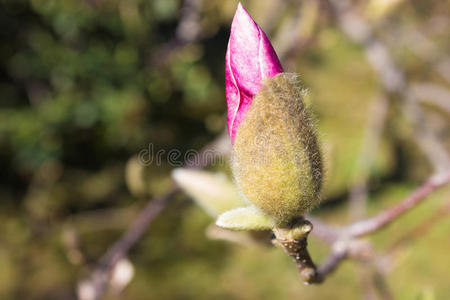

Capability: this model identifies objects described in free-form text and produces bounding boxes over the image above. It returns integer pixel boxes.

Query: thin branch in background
[389,24,450,83]
[371,265,394,300]
[175,0,203,42]
[78,189,178,300]
[404,88,450,173]
[349,94,390,221]
[308,215,341,244]
[356,263,391,300]
[327,0,450,173]
[314,242,348,283]
[373,199,450,276]
[435,58,450,83]
[347,93,391,298]
[411,83,450,114]
[359,270,378,300]
[68,205,140,233]
[97,190,178,271]
[312,171,450,247]
[62,226,85,266]
[344,170,450,238]
[275,0,320,66]
[151,0,204,65]
[387,199,450,253]
[259,0,288,35]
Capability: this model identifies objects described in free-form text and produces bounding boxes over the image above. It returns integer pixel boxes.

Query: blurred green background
[0,0,449,299]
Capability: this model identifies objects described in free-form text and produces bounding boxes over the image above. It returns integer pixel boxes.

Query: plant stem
[273,219,320,284]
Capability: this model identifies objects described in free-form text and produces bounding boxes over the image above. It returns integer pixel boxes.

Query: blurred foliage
[0,0,449,299]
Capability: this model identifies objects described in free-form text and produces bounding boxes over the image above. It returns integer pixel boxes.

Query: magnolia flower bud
[224,3,322,227]
[232,73,322,226]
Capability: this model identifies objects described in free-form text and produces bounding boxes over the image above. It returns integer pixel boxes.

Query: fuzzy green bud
[231,72,322,226]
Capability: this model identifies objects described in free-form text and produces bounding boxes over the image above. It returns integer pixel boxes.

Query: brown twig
[271,217,348,284]
[387,199,450,253]
[315,243,348,282]
[344,170,450,237]
[273,220,319,283]
[98,190,178,270]
[77,189,178,300]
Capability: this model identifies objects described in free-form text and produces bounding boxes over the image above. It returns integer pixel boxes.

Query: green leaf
[172,168,246,217]
[216,207,274,231]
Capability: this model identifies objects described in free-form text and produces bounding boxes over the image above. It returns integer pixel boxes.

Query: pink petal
[225,3,283,143]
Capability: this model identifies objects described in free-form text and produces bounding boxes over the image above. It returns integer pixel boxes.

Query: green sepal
[216,206,274,231]
[172,168,246,217]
